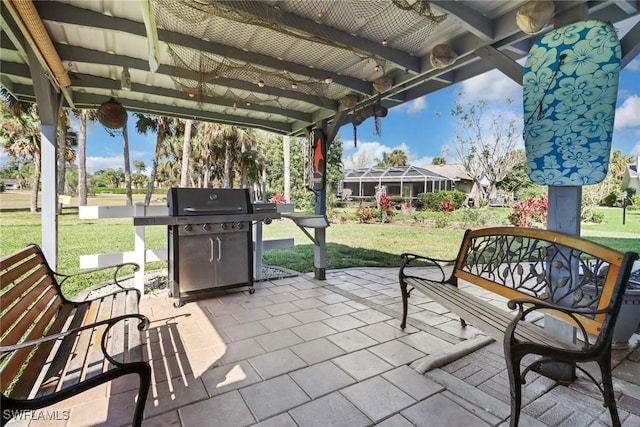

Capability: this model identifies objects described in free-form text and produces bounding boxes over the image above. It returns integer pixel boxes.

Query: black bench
[1,244,151,426]
[399,227,638,427]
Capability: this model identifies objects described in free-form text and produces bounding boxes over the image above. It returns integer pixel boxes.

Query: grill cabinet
[167,188,254,307]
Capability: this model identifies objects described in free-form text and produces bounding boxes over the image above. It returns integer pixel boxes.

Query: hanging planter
[430,44,457,68]
[516,1,554,34]
[373,76,392,93]
[97,97,128,130]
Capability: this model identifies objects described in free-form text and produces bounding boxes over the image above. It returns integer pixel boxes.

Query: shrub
[602,191,619,207]
[417,190,466,211]
[268,193,286,204]
[434,212,450,228]
[378,194,396,223]
[439,200,453,212]
[356,205,375,223]
[400,201,412,215]
[582,210,604,223]
[628,194,640,211]
[461,208,488,227]
[508,195,548,227]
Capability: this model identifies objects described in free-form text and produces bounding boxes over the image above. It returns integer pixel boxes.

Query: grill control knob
[220,223,228,230]
[184,225,192,232]
[236,222,244,229]
[202,224,211,231]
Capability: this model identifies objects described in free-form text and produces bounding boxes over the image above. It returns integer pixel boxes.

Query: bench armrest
[506,297,606,350]
[0,313,149,357]
[400,253,456,282]
[53,262,141,300]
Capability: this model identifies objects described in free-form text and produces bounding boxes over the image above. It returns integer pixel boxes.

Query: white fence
[78,203,294,293]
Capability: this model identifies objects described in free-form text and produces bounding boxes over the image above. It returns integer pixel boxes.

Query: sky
[72,52,639,175]
[1,25,639,175]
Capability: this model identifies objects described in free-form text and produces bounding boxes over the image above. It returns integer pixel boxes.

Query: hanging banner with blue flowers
[523,20,621,185]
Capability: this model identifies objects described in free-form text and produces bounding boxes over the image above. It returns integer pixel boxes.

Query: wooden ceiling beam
[35,1,372,96]
[53,43,339,112]
[69,72,313,123]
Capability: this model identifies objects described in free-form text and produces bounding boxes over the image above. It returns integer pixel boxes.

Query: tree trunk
[78,110,88,206]
[180,119,192,187]
[57,120,66,214]
[283,135,291,202]
[203,164,210,188]
[223,139,232,188]
[145,120,167,205]
[122,122,133,206]
[31,157,40,213]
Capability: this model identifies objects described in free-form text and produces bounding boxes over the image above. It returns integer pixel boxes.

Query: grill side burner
[167,188,255,307]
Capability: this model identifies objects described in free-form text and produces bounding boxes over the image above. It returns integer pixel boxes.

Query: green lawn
[1,191,638,296]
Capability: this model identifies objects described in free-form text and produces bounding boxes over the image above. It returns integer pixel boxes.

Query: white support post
[314,227,326,280]
[254,220,264,281]
[26,43,61,270]
[541,3,587,383]
[134,203,146,293]
[41,125,58,269]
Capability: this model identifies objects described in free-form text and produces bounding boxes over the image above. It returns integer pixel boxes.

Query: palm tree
[133,160,146,174]
[57,109,78,212]
[134,114,175,205]
[75,109,97,206]
[387,149,408,166]
[157,133,183,189]
[180,119,193,187]
[375,149,408,167]
[0,101,41,212]
[432,156,446,165]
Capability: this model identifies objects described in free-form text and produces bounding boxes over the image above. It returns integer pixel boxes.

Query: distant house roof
[342,165,451,183]
[422,164,470,181]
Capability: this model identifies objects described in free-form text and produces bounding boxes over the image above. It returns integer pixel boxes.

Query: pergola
[1,0,639,275]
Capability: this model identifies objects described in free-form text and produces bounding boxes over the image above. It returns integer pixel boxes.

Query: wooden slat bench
[1,244,151,426]
[399,227,639,427]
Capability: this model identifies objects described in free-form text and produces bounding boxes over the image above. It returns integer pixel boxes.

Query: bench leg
[505,349,524,427]
[599,354,621,427]
[133,363,152,427]
[400,279,409,329]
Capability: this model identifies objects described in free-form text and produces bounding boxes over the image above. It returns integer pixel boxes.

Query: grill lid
[167,188,252,216]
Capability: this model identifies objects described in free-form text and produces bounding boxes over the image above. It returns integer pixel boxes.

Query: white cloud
[632,143,640,157]
[627,58,640,72]
[615,95,640,129]
[393,97,427,115]
[460,69,522,103]
[85,155,124,173]
[342,141,434,169]
[342,141,391,168]
[411,156,436,168]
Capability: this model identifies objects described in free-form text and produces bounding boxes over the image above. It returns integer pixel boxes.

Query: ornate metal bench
[1,244,151,426]
[399,227,639,427]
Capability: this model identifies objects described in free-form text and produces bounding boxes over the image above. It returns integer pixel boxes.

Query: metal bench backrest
[451,227,636,340]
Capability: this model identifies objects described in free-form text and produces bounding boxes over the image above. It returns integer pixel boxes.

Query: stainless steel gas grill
[166,188,255,307]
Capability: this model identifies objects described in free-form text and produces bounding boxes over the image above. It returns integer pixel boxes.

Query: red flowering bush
[269,193,287,204]
[378,194,396,223]
[508,195,548,227]
[439,200,453,212]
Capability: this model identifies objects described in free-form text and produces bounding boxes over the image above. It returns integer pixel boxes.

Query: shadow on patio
[15,268,640,427]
